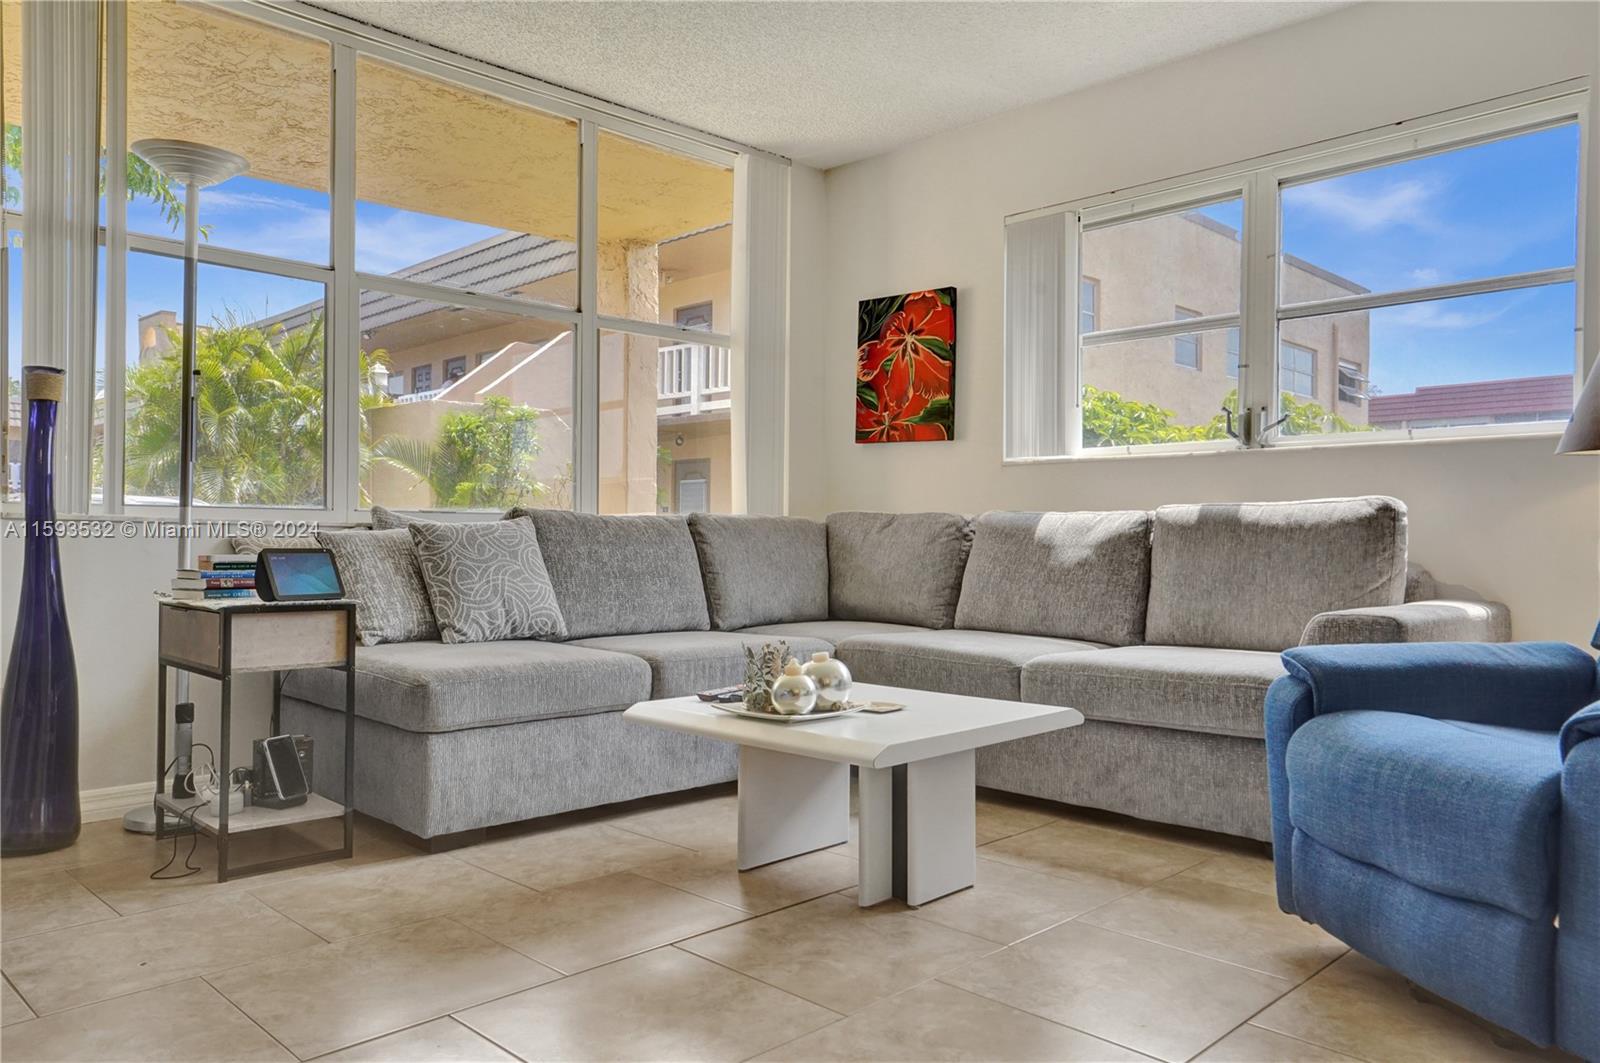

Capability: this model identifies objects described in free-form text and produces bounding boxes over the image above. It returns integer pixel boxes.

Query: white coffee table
[623,683,1082,906]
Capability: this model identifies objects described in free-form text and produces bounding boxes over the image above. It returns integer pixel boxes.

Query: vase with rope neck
[2,366,81,854]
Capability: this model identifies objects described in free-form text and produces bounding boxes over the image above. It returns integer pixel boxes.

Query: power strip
[206,791,245,818]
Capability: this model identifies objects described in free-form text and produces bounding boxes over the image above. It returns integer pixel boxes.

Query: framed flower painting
[855,287,956,443]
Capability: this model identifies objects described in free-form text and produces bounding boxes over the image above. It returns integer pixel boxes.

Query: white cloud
[1406,267,1442,286]
[1386,300,1508,330]
[353,209,498,275]
[1288,177,1439,232]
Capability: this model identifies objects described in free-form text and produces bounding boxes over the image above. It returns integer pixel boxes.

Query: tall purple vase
[2,366,80,854]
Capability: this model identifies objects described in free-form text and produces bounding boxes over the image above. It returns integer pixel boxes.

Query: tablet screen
[263,550,343,600]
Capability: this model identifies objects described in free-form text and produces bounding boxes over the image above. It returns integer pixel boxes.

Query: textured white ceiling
[310,1,1350,169]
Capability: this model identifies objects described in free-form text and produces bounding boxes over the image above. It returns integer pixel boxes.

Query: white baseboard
[80,781,155,823]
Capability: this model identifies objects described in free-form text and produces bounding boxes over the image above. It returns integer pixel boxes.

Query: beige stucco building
[1081,211,1372,430]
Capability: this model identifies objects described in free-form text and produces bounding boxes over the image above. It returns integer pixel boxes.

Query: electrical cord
[149,742,230,881]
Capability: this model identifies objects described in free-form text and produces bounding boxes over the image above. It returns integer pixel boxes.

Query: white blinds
[21,0,101,512]
[1002,212,1076,459]
[732,152,790,514]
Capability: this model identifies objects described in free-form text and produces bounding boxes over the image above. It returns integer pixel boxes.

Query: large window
[8,1,755,519]
[1007,87,1586,457]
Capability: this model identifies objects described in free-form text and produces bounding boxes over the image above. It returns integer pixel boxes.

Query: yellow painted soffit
[110,0,729,246]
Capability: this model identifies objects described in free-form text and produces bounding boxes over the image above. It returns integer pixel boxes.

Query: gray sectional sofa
[280,496,1510,845]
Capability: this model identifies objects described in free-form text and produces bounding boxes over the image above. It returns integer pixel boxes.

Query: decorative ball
[770,659,818,715]
[802,651,853,706]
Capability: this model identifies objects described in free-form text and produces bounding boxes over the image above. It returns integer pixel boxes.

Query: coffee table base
[735,745,977,907]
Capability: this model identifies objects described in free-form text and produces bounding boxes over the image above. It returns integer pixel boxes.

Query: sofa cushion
[954,510,1152,646]
[835,629,1104,701]
[317,527,439,646]
[1021,645,1285,739]
[408,518,567,644]
[281,640,651,733]
[738,620,932,649]
[570,631,831,699]
[688,514,828,631]
[525,510,710,639]
[369,504,414,530]
[826,511,973,628]
[1286,711,1562,921]
[1145,496,1407,652]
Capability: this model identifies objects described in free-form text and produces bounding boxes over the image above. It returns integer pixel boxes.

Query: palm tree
[124,313,391,506]
[370,396,548,509]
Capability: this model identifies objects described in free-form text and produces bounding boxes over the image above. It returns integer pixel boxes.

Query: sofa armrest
[1300,600,1511,646]
[1558,715,1600,1057]
[1280,641,1597,731]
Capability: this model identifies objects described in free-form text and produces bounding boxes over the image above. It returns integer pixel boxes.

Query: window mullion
[574,117,599,514]
[101,0,128,513]
[1241,169,1280,446]
[331,41,358,520]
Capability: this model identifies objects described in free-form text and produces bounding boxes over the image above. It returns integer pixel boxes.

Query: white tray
[710,699,869,724]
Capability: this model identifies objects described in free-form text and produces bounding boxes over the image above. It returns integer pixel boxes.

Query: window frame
[1003,80,1589,462]
[1337,359,1365,406]
[1172,306,1202,370]
[8,0,771,522]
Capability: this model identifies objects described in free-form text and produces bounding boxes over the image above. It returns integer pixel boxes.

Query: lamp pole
[122,140,246,832]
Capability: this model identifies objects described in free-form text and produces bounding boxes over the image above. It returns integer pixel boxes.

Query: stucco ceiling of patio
[307,0,1351,170]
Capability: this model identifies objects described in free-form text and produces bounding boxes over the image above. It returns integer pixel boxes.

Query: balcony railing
[658,343,731,417]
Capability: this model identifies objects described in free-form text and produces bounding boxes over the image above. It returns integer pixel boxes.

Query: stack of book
[171,554,258,601]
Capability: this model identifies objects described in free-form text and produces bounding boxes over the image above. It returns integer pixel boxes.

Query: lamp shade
[1556,362,1600,454]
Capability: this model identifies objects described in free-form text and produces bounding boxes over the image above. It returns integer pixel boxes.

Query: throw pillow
[408,518,567,644]
[231,533,319,554]
[316,528,439,646]
[370,504,414,530]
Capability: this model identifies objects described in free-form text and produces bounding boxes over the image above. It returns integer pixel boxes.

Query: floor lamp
[122,140,248,834]
[1556,359,1600,651]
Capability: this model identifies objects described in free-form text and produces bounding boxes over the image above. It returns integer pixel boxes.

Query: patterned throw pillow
[316,528,439,646]
[407,518,567,644]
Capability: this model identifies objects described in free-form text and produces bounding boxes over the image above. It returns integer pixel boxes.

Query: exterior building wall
[1081,213,1370,428]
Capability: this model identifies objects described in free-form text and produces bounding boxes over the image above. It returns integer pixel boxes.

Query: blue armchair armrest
[1560,702,1600,759]
[1280,641,1597,731]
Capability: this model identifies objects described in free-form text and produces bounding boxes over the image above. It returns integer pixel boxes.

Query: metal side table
[155,597,356,881]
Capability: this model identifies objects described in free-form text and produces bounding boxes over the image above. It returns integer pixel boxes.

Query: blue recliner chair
[1266,641,1599,1058]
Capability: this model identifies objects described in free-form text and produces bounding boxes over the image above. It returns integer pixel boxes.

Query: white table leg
[737,745,849,870]
[903,748,977,905]
[856,764,894,906]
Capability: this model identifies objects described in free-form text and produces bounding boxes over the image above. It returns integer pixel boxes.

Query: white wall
[803,0,1600,644]
[0,532,274,794]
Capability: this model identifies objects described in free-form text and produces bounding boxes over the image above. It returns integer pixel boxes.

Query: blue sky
[1195,122,1579,395]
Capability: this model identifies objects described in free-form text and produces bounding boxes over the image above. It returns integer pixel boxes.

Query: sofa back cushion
[826,511,973,628]
[954,510,1152,646]
[1145,496,1407,652]
[688,514,829,631]
[524,510,710,639]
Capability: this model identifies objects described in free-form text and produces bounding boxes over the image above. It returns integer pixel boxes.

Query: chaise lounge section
[278,496,1510,844]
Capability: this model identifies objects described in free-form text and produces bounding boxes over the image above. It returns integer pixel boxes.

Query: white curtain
[22,0,101,512]
[731,152,790,515]
[1003,212,1076,460]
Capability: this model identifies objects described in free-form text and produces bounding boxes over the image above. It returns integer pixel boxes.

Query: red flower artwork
[855,287,956,443]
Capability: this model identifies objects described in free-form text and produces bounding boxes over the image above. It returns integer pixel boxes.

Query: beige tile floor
[0,787,1578,1063]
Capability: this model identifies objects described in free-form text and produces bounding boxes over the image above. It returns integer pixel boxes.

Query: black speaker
[252,735,313,809]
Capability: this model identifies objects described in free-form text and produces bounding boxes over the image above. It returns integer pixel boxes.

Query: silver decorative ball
[801,652,854,706]
[770,671,818,716]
